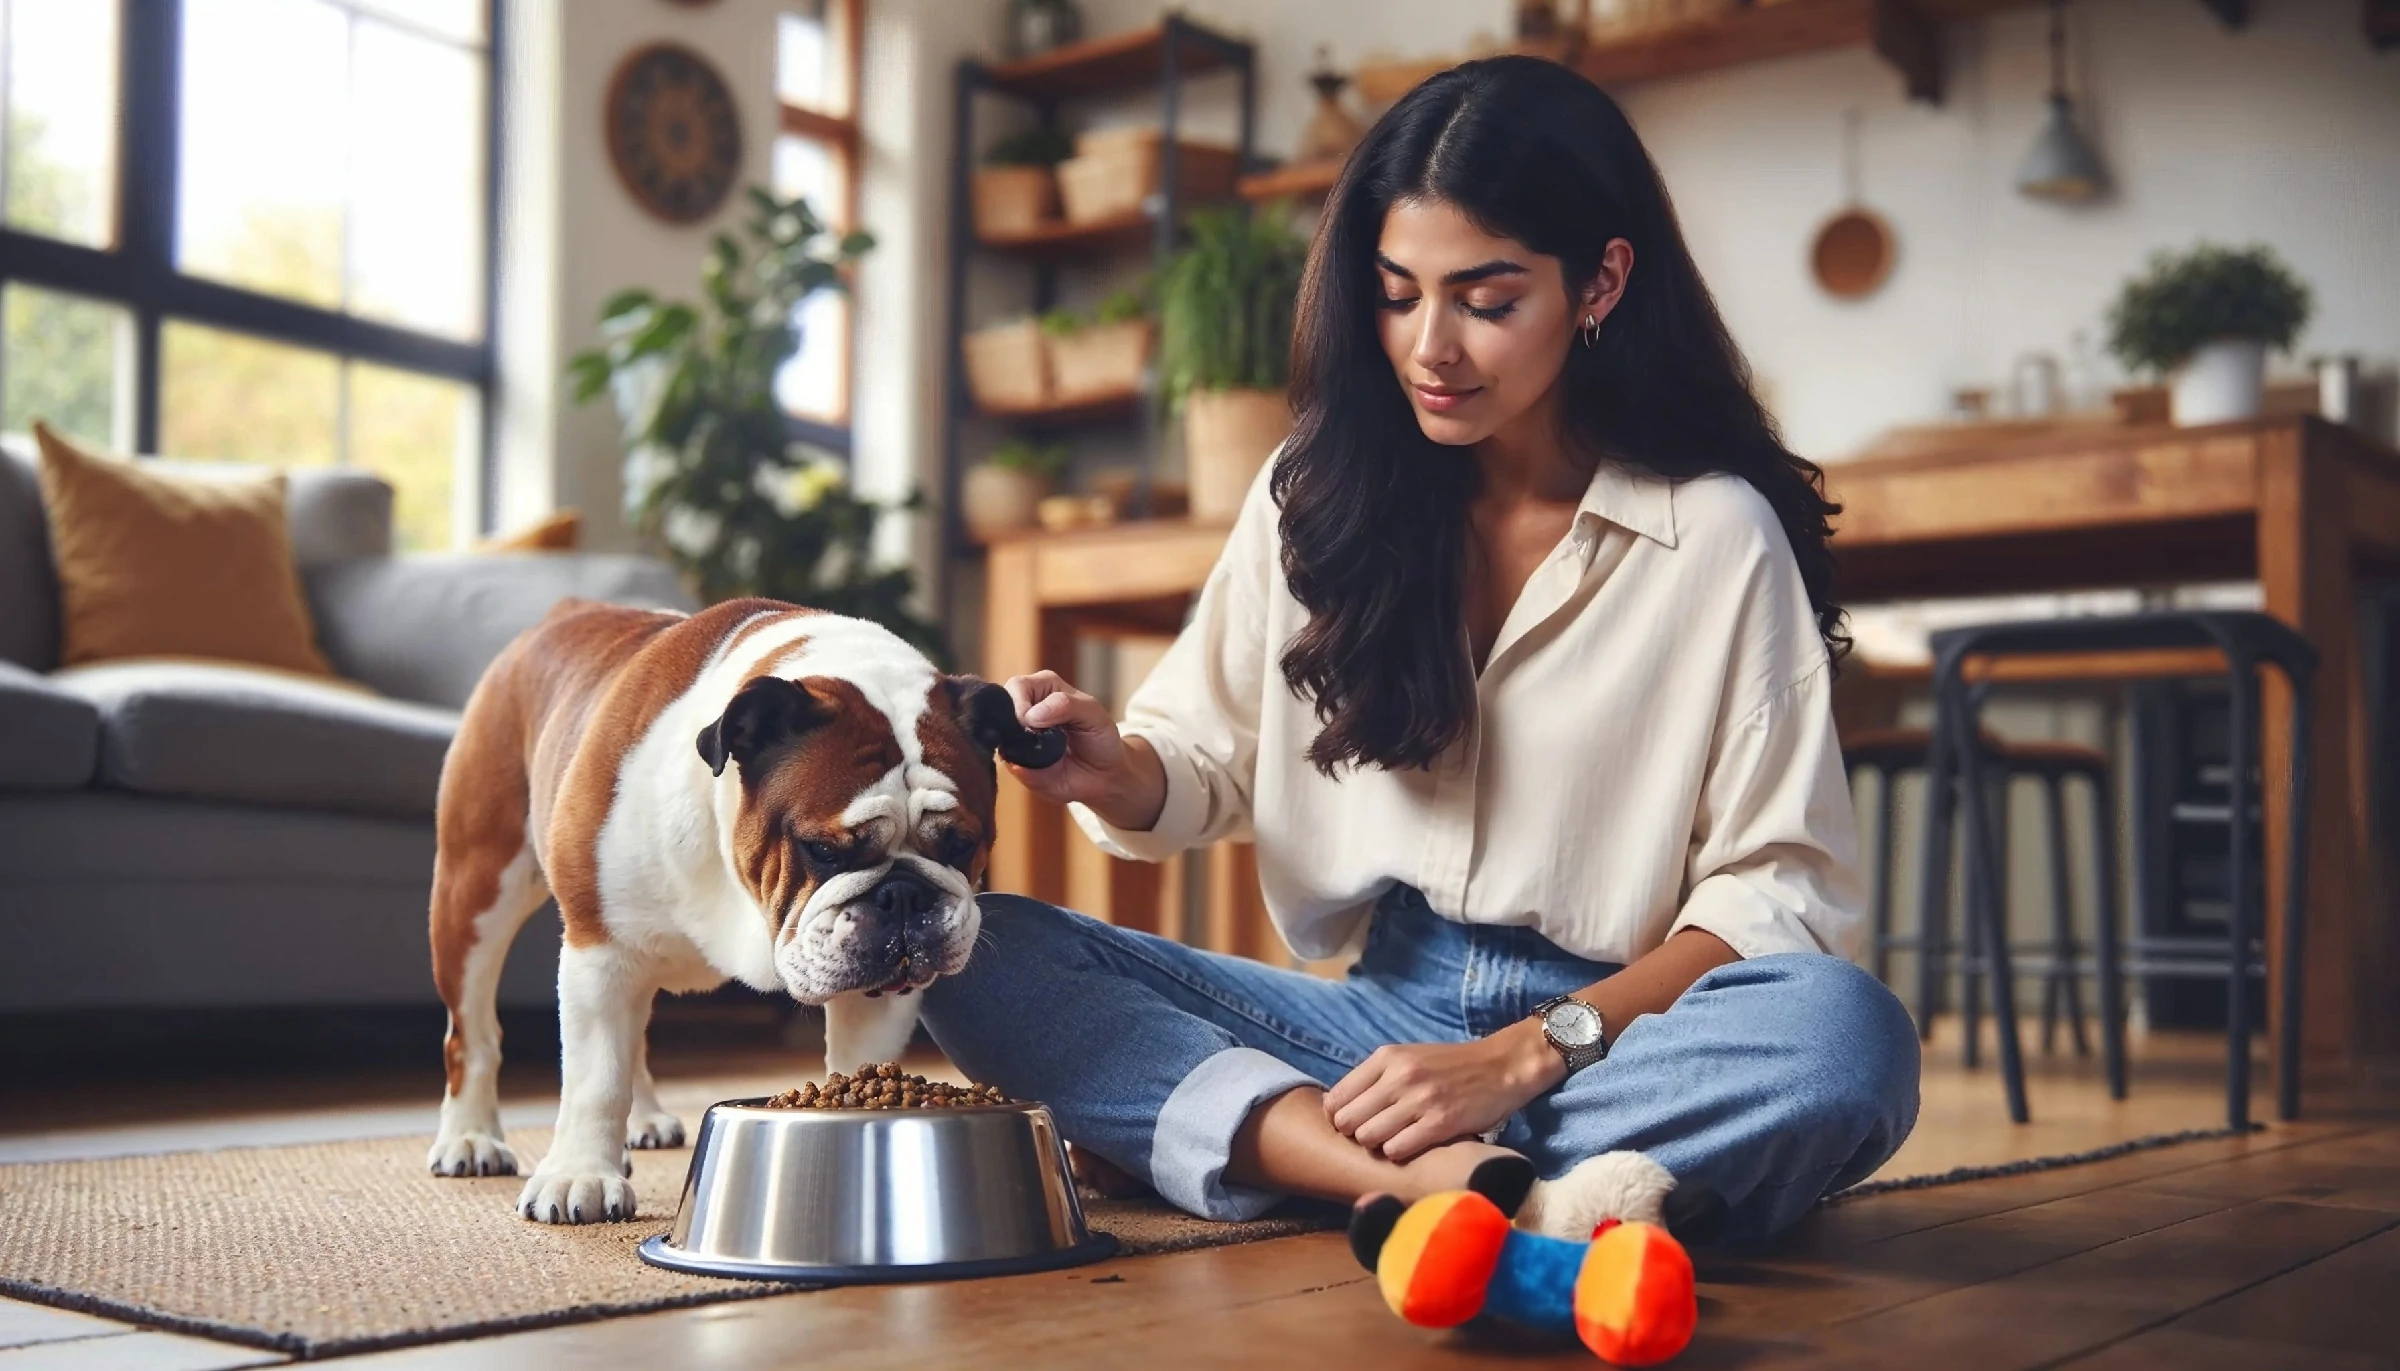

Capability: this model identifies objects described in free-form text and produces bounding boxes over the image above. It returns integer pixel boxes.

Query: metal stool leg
[1956,692,2030,1124]
[2222,657,2258,1132]
[2043,771,2090,1057]
[1869,764,1897,986]
[2090,765,2129,1100]
[2276,666,2313,1122]
[1916,726,1960,1047]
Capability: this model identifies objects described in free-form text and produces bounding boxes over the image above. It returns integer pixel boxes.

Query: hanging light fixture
[2016,0,2109,203]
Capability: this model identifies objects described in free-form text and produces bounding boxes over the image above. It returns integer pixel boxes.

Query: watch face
[1546,1000,1603,1049]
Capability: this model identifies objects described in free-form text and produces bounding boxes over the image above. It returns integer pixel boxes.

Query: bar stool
[1920,612,2317,1128]
[1845,729,2108,1064]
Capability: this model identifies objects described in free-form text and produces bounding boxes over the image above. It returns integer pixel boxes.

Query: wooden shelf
[976,386,1145,426]
[983,21,1245,102]
[1350,0,2040,106]
[1236,159,1343,203]
[975,210,1154,258]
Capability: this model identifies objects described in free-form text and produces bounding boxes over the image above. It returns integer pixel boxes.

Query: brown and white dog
[423,596,1060,1224]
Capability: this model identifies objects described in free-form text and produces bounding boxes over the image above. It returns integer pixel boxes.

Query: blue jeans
[922,885,1919,1247]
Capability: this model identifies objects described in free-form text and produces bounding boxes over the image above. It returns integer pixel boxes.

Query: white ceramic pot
[2170,337,2268,427]
[962,464,1048,542]
[1184,387,1292,523]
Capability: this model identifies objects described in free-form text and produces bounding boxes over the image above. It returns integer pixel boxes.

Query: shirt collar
[1573,459,1678,551]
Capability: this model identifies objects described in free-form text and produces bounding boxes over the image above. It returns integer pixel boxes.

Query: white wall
[1081,0,2398,461]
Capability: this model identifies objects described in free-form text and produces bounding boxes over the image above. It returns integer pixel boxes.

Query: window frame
[0,0,503,533]
[776,0,861,453]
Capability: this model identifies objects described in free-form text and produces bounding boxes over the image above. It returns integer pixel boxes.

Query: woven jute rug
[0,1122,2255,1360]
[0,1126,1339,1359]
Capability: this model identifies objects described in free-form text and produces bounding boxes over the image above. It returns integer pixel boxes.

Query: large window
[773,0,858,439]
[0,0,496,551]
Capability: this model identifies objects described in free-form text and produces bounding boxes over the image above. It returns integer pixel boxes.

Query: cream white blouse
[1070,457,1864,967]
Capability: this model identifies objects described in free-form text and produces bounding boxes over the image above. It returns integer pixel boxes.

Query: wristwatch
[1533,994,1608,1077]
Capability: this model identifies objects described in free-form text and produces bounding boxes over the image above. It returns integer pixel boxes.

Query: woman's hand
[1324,1020,1565,1163]
[1000,671,1166,831]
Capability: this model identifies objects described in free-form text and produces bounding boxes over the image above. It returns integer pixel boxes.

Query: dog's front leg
[822,990,924,1075]
[517,942,649,1224]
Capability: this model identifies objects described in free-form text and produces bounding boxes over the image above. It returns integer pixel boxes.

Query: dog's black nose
[871,874,933,920]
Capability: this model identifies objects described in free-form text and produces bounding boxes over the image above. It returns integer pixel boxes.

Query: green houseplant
[1156,204,1308,521]
[2105,243,2312,426]
[568,186,943,659]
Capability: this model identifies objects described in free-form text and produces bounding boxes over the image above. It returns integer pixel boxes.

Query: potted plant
[964,437,1068,542]
[1042,287,1152,402]
[567,186,943,659]
[1157,205,1308,521]
[975,128,1074,240]
[2106,243,2312,427]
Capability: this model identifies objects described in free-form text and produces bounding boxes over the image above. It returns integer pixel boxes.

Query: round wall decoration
[605,43,743,224]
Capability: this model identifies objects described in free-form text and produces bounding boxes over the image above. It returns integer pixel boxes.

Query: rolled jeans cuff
[1150,1046,1318,1221]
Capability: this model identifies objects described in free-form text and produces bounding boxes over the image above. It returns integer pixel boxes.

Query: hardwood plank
[2061,1326,2396,1371]
[1818,1199,2395,1369]
[0,1331,284,1370]
[1795,1125,2356,1249]
[1701,1186,2241,1341]
[0,1299,134,1350]
[2166,1221,2400,1360]
[331,1234,1377,1371]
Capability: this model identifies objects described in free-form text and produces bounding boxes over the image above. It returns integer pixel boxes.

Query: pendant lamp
[2016,0,2109,203]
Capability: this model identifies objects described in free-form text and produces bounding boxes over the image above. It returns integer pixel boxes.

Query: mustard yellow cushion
[33,421,334,677]
[473,508,581,553]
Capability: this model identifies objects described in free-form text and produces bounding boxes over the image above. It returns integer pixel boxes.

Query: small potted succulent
[963,436,1069,542]
[2106,243,2312,427]
[1156,205,1307,521]
[974,127,1074,240]
[1041,288,1152,403]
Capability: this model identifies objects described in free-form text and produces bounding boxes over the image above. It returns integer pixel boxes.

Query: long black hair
[1275,56,1846,776]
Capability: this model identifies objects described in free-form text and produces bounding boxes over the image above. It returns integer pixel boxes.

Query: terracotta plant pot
[1184,387,1292,523]
[963,320,1050,412]
[1047,321,1152,402]
[962,463,1049,542]
[971,166,1058,240]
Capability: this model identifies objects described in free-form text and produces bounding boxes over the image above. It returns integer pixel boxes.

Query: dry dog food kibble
[762,1062,1011,1110]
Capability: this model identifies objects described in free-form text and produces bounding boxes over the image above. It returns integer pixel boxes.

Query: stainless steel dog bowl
[637,1098,1116,1283]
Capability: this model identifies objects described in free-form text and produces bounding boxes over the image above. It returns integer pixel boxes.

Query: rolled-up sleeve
[1069,464,1275,863]
[1667,662,1866,960]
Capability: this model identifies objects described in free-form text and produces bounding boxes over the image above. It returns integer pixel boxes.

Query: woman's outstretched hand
[1000,670,1167,831]
[1324,1020,1566,1163]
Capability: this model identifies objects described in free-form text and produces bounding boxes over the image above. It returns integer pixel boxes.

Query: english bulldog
[423,596,1062,1224]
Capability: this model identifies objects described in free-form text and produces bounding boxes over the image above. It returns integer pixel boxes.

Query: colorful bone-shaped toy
[1349,1155,1698,1366]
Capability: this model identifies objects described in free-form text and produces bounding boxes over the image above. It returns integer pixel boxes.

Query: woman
[923,57,1917,1248]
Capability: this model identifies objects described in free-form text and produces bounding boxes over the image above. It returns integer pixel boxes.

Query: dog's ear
[697,676,834,778]
[945,675,1068,770]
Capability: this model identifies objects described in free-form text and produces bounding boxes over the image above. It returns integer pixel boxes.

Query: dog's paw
[516,1165,637,1224]
[626,1109,685,1150]
[427,1131,518,1178]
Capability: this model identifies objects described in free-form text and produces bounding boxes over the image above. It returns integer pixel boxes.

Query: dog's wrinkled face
[696,673,1061,1004]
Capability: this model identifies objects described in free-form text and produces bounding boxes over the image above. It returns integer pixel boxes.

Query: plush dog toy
[1350,1154,1699,1367]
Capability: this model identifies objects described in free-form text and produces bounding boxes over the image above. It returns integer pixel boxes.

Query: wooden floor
[4,1022,2395,1369]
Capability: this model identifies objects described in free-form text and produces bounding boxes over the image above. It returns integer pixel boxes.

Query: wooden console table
[979,416,2400,1072]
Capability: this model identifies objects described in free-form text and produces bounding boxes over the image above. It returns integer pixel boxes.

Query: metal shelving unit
[938,18,1257,628]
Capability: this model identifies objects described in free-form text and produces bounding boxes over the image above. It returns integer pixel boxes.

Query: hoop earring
[1580,314,1601,348]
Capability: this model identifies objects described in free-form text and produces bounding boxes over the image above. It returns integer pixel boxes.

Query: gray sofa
[0,440,695,1014]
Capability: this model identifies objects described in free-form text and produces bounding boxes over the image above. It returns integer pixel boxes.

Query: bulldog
[422,596,1061,1224]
